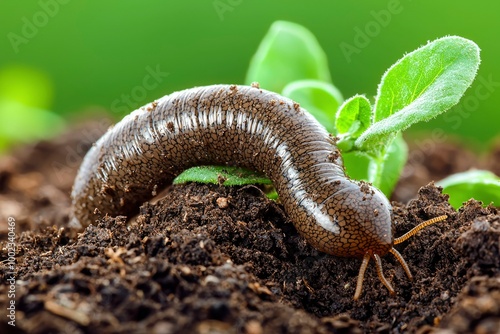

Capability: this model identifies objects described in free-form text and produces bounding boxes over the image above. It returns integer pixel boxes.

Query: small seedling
[175,21,498,208]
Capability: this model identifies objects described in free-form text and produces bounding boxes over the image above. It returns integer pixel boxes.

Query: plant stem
[368,151,386,188]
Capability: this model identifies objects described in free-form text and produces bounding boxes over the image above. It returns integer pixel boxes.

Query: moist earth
[0,122,499,334]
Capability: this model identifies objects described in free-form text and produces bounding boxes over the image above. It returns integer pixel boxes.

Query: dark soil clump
[0,126,499,333]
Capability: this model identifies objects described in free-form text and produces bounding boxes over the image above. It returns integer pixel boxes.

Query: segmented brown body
[72,84,393,257]
[72,84,444,300]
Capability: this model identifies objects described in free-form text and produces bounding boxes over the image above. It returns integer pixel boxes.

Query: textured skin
[71,84,394,258]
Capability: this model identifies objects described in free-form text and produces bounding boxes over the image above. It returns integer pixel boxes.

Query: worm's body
[72,84,445,299]
[72,84,392,257]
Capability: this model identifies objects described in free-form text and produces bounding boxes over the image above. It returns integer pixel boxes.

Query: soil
[0,122,499,334]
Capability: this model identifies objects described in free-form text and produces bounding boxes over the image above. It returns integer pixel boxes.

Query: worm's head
[330,181,450,300]
[320,180,393,258]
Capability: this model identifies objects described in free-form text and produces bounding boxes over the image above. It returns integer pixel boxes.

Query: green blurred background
[1,0,499,153]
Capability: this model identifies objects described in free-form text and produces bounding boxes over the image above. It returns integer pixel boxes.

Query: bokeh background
[1,0,499,153]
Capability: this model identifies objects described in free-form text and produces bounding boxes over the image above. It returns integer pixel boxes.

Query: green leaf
[173,165,272,186]
[335,95,372,151]
[266,188,279,200]
[367,134,408,196]
[282,79,343,134]
[245,21,331,93]
[336,95,371,136]
[0,64,53,109]
[0,99,65,153]
[356,36,481,154]
[437,170,500,209]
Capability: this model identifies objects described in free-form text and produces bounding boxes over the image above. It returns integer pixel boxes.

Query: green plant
[0,65,64,153]
[174,165,272,186]
[175,21,499,208]
[437,170,500,208]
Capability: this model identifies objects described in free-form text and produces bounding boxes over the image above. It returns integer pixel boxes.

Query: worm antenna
[354,253,371,300]
[394,215,448,245]
[389,248,413,280]
[373,254,395,295]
